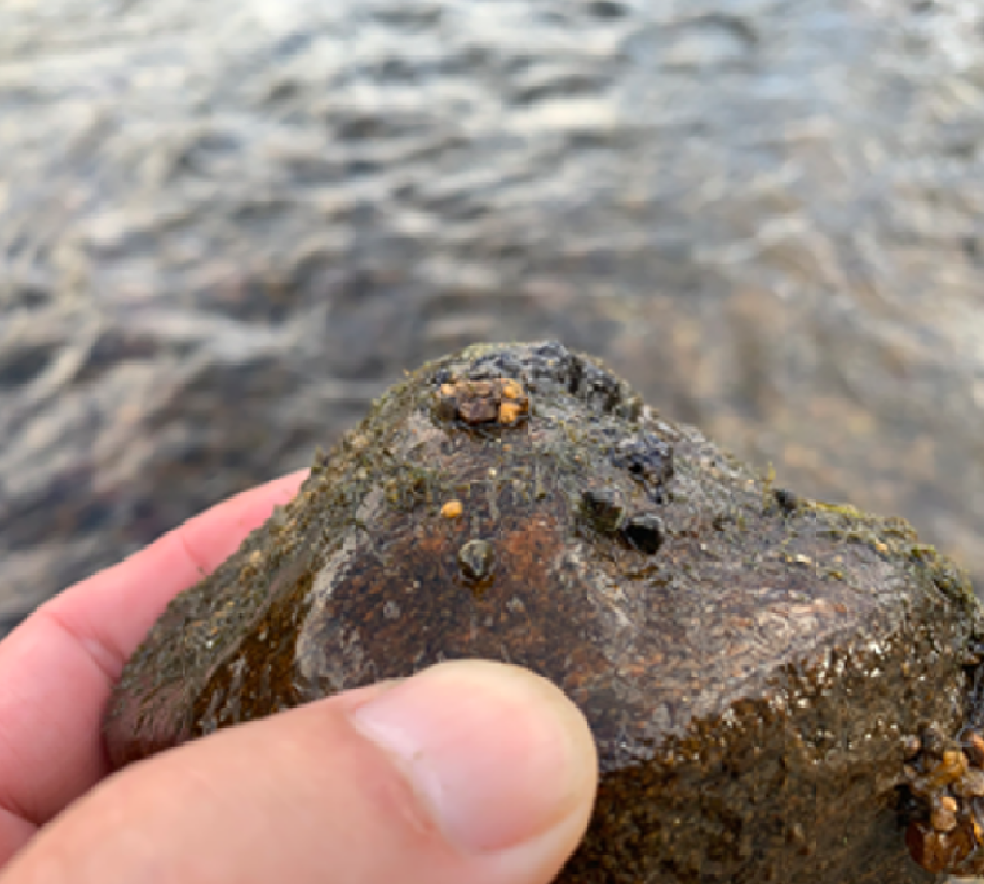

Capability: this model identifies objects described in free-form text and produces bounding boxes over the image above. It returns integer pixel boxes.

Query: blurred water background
[1,0,983,638]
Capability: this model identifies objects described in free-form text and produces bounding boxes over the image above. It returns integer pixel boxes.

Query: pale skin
[0,472,598,884]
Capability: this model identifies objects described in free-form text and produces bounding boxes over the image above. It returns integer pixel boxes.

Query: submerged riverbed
[1,0,983,636]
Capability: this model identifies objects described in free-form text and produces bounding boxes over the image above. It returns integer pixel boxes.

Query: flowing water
[1,0,983,643]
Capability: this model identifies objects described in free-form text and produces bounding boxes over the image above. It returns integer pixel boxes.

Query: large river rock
[1,0,983,637]
[103,341,984,883]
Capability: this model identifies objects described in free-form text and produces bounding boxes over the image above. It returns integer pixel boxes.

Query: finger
[0,470,307,859]
[1,662,599,884]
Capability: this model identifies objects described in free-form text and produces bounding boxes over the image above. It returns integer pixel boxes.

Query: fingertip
[349,661,598,883]
[352,661,598,857]
[174,468,310,578]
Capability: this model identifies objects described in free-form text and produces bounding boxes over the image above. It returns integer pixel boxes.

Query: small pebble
[458,538,495,581]
[953,769,984,798]
[923,750,969,791]
[499,401,522,424]
[931,803,958,834]
[940,751,970,784]
[459,398,499,424]
[441,500,463,518]
[470,380,494,396]
[902,735,921,761]
[921,724,947,759]
[501,379,524,400]
[965,730,984,768]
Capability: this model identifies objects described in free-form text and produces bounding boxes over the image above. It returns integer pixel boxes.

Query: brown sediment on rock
[900,721,984,876]
[103,341,984,883]
[434,376,530,426]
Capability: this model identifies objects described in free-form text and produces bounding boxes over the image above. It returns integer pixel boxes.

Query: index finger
[0,470,307,863]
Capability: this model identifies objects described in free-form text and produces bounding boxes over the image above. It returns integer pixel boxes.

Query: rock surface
[105,342,984,883]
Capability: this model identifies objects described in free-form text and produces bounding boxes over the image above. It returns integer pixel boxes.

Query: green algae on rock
[103,341,984,882]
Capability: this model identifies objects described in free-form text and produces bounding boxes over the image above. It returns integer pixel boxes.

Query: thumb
[2,661,598,884]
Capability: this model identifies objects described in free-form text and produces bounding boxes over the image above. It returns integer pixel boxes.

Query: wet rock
[104,342,984,883]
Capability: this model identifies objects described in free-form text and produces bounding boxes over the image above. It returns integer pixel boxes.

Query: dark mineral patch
[458,538,494,583]
[103,341,984,883]
[580,488,625,534]
[621,512,664,555]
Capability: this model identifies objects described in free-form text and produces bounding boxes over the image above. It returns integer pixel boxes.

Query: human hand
[0,472,597,884]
